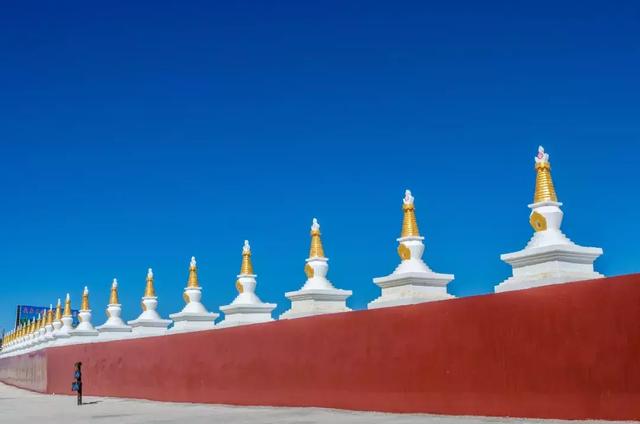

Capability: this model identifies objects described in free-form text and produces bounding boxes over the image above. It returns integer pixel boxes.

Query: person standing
[72,362,82,405]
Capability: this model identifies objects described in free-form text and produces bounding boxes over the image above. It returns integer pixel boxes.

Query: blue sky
[0,1,638,331]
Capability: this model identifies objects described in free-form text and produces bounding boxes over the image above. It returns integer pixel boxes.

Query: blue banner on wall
[16,305,79,328]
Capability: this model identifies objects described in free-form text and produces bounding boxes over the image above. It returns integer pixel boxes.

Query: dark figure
[72,362,82,405]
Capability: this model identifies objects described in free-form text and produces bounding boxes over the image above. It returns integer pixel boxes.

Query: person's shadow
[80,400,101,405]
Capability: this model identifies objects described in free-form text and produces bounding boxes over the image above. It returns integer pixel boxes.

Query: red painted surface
[3,274,640,420]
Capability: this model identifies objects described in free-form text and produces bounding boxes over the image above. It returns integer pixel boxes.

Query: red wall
[3,274,640,420]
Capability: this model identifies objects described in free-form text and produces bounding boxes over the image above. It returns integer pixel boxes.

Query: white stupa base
[495,243,604,293]
[280,288,352,319]
[127,318,172,335]
[69,328,99,337]
[368,272,455,309]
[218,303,276,328]
[97,325,132,334]
[168,312,218,332]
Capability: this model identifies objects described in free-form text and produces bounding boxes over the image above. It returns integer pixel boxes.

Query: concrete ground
[0,383,636,424]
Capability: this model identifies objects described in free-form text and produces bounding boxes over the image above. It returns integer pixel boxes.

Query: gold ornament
[397,243,411,260]
[304,263,314,279]
[235,279,244,293]
[529,211,548,232]
[183,292,190,304]
[141,301,147,312]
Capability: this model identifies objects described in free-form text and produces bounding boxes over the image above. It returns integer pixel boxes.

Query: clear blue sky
[1,1,638,331]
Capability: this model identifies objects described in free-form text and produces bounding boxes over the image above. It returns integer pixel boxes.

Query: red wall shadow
[3,274,640,420]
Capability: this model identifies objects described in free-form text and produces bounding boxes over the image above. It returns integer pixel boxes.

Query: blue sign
[16,305,79,328]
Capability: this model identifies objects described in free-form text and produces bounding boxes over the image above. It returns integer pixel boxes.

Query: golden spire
[533,146,558,203]
[55,298,62,321]
[240,240,254,275]
[81,286,90,310]
[309,218,325,258]
[187,256,199,288]
[38,313,44,330]
[401,190,420,238]
[144,268,156,297]
[109,278,119,304]
[29,318,35,334]
[46,305,53,326]
[63,293,72,317]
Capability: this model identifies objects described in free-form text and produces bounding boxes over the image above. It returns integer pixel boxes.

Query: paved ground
[0,383,636,424]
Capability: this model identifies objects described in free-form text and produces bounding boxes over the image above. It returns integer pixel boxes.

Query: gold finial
[144,268,156,297]
[63,293,72,317]
[46,305,54,326]
[187,256,199,288]
[533,146,558,203]
[81,286,90,311]
[38,313,45,330]
[55,298,62,321]
[109,278,119,304]
[29,318,35,334]
[401,190,420,238]
[309,218,325,258]
[240,240,254,275]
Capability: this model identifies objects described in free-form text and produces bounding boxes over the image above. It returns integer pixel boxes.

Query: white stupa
[53,294,74,341]
[280,218,352,319]
[494,146,603,292]
[97,278,132,336]
[44,305,55,343]
[50,298,63,340]
[368,190,455,309]
[127,268,172,335]
[70,286,99,337]
[169,257,218,332]
[219,240,277,328]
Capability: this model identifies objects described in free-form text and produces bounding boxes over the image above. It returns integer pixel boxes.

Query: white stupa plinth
[169,257,218,332]
[495,146,603,292]
[219,241,277,328]
[70,286,99,337]
[97,279,132,337]
[280,218,352,319]
[369,190,454,309]
[127,269,172,335]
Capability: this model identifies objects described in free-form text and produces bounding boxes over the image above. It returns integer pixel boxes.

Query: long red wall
[3,274,640,420]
